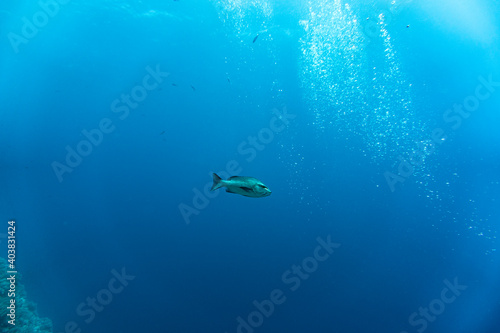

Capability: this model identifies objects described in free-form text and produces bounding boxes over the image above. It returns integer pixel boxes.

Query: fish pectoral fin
[240,187,252,192]
[226,189,237,194]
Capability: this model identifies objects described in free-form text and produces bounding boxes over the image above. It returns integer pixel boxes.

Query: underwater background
[1,0,499,332]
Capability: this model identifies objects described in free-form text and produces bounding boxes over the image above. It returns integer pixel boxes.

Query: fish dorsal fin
[228,176,239,180]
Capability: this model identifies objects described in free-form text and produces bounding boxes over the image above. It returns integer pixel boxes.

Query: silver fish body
[210,173,271,198]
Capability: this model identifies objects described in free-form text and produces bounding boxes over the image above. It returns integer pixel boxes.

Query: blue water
[1,0,499,332]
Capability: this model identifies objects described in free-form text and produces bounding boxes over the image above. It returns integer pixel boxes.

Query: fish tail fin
[211,173,224,191]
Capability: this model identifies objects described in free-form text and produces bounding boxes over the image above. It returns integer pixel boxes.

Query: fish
[252,34,259,43]
[210,173,271,198]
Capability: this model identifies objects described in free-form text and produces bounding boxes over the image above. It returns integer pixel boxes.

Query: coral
[0,257,52,332]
